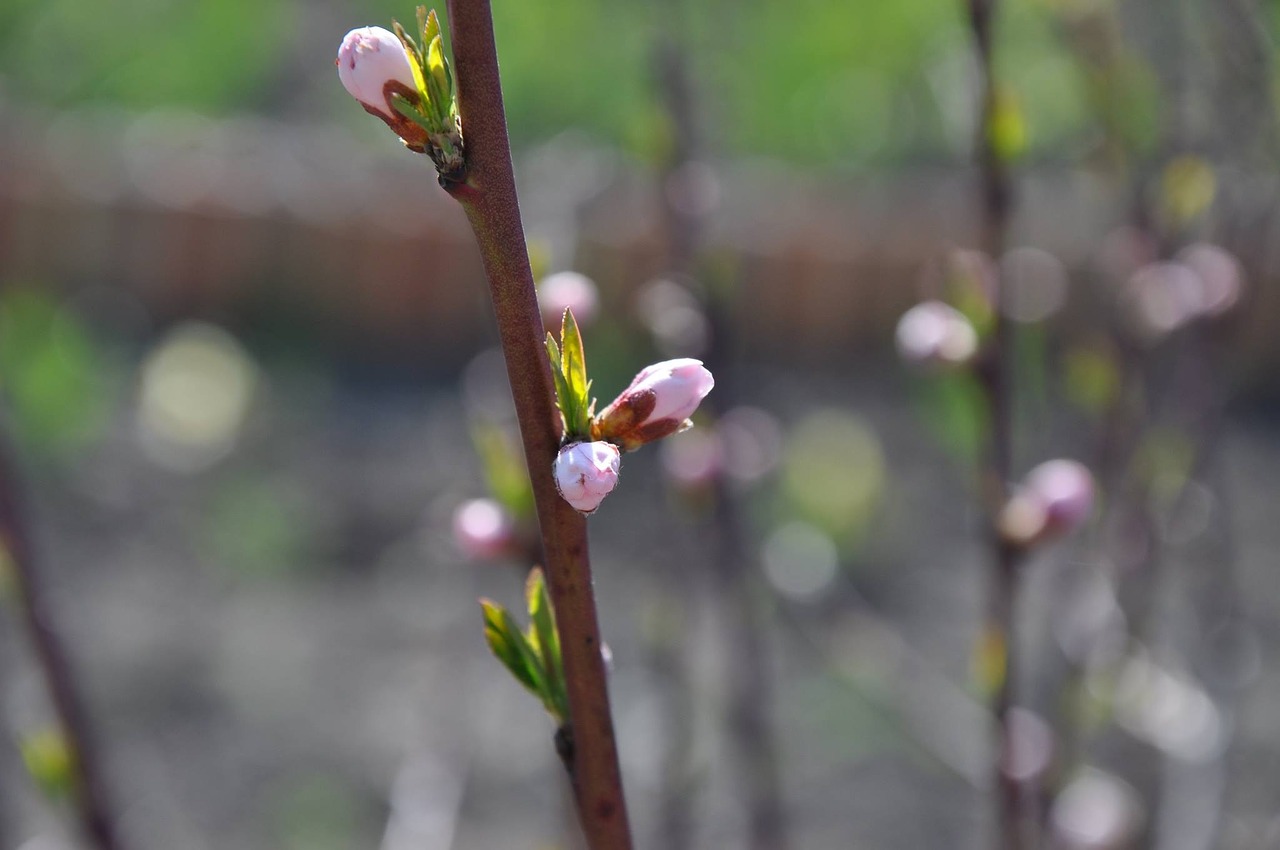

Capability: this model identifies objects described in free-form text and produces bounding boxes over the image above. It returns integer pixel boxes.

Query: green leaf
[20,727,73,800]
[419,6,439,47]
[480,598,562,719]
[526,569,567,721]
[425,34,451,125]
[391,20,425,73]
[545,332,569,432]
[472,423,535,520]
[391,19,429,117]
[558,309,592,438]
[390,94,433,133]
[481,599,540,694]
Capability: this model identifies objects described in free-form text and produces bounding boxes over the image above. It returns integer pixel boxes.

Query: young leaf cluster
[545,308,596,441]
[480,569,569,724]
[390,7,464,179]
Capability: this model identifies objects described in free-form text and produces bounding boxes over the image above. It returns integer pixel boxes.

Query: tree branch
[441,3,633,847]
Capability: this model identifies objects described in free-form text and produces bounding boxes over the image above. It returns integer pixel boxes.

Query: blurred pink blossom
[452,498,516,561]
[894,301,978,368]
[553,441,621,514]
[1176,242,1243,318]
[660,427,724,491]
[1001,459,1095,546]
[538,271,600,327]
[1122,262,1203,340]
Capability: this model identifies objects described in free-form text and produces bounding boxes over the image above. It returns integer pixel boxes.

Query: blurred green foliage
[0,0,289,110]
[19,726,74,800]
[268,773,365,850]
[0,0,1138,165]
[913,371,988,464]
[0,287,112,456]
[779,410,885,549]
[204,476,315,579]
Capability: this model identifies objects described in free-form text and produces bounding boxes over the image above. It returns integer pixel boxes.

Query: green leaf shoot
[481,598,540,694]
[425,35,451,126]
[546,308,593,440]
[480,595,566,724]
[472,422,535,520]
[526,568,568,722]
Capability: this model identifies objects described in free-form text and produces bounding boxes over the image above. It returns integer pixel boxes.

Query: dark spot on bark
[596,798,617,820]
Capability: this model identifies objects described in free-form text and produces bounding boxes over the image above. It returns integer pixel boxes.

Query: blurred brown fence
[3,99,1279,379]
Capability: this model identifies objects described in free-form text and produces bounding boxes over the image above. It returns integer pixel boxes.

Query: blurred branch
[963,0,1030,848]
[0,435,123,850]
[442,3,633,847]
[651,18,789,849]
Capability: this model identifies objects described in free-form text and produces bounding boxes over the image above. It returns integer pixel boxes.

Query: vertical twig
[441,3,633,848]
[0,437,122,850]
[964,1,1024,848]
[652,22,788,848]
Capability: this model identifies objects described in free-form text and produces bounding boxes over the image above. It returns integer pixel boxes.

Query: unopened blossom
[336,27,428,150]
[553,441,621,514]
[1000,459,1095,546]
[895,301,979,368]
[452,498,516,561]
[594,359,715,452]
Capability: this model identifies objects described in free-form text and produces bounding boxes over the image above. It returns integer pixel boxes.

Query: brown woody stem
[441,2,633,848]
[0,437,123,850]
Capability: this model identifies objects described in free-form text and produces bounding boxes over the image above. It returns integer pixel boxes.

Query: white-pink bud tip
[625,358,715,423]
[594,359,715,451]
[553,441,621,514]
[337,26,417,118]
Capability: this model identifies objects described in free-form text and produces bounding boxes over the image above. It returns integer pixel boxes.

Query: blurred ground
[0,356,1276,849]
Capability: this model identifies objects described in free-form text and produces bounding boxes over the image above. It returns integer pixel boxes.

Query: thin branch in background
[441,2,633,846]
[963,0,1028,848]
[0,436,123,850]
[650,21,789,850]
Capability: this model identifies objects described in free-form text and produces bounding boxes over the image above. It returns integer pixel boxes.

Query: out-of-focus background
[1,0,1279,848]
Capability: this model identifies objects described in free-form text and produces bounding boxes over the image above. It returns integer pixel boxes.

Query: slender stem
[965,1,1026,848]
[650,22,788,849]
[442,3,632,847]
[0,437,122,850]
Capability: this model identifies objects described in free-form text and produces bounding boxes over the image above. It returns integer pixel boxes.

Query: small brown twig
[0,435,123,850]
[441,3,633,847]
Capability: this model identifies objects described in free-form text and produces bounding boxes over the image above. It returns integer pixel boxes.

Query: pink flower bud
[336,27,429,150]
[538,271,600,327]
[452,498,516,561]
[1026,459,1095,535]
[895,301,978,368]
[553,441,621,514]
[594,359,715,452]
[1000,459,1095,546]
